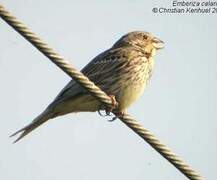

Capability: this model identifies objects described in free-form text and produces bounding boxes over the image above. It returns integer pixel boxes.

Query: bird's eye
[143,35,148,39]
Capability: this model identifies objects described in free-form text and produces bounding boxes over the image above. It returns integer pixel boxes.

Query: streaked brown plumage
[11,31,164,143]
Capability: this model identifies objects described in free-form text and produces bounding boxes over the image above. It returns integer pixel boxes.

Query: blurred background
[0,1,216,179]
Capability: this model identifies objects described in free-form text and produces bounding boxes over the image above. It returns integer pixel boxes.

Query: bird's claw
[108,111,125,122]
[98,109,112,117]
[108,116,118,122]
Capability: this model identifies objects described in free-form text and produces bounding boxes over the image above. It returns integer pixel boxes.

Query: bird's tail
[10,109,55,143]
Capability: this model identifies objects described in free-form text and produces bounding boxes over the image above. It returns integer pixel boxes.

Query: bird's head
[113,31,164,57]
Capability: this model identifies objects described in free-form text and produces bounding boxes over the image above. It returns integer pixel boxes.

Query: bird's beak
[152,37,164,50]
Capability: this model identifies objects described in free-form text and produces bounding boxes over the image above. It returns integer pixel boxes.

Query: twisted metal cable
[0,4,203,180]
[119,113,203,180]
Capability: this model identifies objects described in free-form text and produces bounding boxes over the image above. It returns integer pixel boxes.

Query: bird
[10,31,164,143]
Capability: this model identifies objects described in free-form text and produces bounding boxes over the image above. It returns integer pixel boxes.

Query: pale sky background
[0,1,217,180]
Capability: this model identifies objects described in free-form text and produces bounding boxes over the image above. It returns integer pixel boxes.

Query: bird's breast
[117,56,154,111]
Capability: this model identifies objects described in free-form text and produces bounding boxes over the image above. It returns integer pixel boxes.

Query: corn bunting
[11,31,164,143]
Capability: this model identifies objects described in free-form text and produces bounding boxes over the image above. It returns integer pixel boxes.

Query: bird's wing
[51,49,112,103]
[49,47,137,106]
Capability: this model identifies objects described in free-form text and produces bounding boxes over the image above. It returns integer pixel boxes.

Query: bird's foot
[98,95,118,116]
